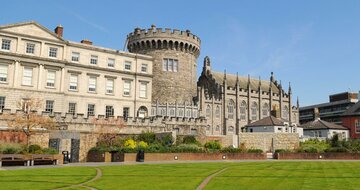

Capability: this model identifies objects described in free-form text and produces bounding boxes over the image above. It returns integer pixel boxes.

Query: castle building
[0,21,300,134]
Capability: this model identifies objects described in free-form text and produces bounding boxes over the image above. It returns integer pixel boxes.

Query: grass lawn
[1,162,360,190]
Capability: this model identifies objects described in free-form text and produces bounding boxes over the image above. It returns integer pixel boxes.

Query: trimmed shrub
[42,148,58,154]
[247,149,263,153]
[274,149,292,153]
[204,141,221,150]
[182,136,198,144]
[325,147,348,153]
[1,144,23,154]
[173,144,203,153]
[28,144,42,154]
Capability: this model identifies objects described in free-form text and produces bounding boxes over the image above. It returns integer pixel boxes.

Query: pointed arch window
[206,105,211,118]
[251,102,258,121]
[215,105,220,118]
[228,100,235,119]
[283,105,289,121]
[262,103,269,117]
[240,101,247,121]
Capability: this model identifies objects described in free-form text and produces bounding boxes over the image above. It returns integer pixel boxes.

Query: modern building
[342,101,360,139]
[301,118,349,140]
[299,92,358,125]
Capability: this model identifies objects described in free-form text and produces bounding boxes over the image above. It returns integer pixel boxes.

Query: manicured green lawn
[1,162,360,190]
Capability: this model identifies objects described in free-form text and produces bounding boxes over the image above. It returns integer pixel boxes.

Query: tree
[1,98,57,147]
[91,117,126,147]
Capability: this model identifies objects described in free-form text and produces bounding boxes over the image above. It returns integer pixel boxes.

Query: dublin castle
[0,21,299,160]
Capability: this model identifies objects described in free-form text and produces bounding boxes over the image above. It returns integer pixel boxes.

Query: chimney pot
[54,25,63,38]
[81,39,93,45]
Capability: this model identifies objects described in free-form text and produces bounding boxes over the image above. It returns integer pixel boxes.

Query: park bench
[0,154,29,166]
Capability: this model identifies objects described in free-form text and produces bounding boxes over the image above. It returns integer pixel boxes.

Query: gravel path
[196,167,228,190]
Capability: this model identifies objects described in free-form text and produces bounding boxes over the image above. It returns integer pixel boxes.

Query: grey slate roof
[246,116,288,127]
[211,72,281,94]
[343,102,360,116]
[301,119,348,130]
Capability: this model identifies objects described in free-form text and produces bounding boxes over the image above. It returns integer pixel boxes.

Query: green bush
[42,148,58,154]
[221,147,244,153]
[137,131,156,144]
[274,149,292,153]
[159,134,173,146]
[0,144,23,154]
[173,144,203,153]
[325,147,348,153]
[204,141,221,150]
[182,136,198,144]
[247,149,263,153]
[28,144,42,154]
[298,139,331,153]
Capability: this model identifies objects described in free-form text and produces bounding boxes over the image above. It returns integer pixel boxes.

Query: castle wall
[238,133,299,152]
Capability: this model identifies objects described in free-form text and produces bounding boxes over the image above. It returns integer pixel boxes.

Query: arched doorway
[137,106,148,118]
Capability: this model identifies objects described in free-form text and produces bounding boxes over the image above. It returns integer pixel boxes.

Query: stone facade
[127,26,200,103]
[238,133,299,152]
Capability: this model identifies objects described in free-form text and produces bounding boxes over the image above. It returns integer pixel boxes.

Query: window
[186,110,191,118]
[240,101,247,121]
[123,107,129,120]
[124,61,131,71]
[283,106,289,121]
[215,125,220,131]
[141,64,148,73]
[138,106,148,118]
[26,43,35,54]
[49,47,58,58]
[163,58,178,72]
[228,100,235,119]
[355,120,360,133]
[139,82,147,98]
[88,76,96,92]
[68,103,76,115]
[170,109,175,116]
[251,102,258,121]
[191,129,197,135]
[105,105,114,118]
[262,103,269,117]
[22,67,33,86]
[215,106,220,118]
[90,55,98,65]
[46,70,56,87]
[71,52,80,62]
[87,104,95,117]
[178,109,184,117]
[0,97,5,111]
[206,105,211,118]
[106,79,114,94]
[228,126,234,132]
[1,39,11,50]
[0,64,8,82]
[123,80,131,96]
[108,58,115,68]
[45,100,54,114]
[69,74,78,90]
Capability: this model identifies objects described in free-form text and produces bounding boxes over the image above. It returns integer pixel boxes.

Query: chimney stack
[270,105,281,118]
[81,39,93,45]
[314,107,320,120]
[54,25,63,38]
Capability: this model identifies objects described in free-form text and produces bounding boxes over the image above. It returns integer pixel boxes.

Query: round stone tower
[127,25,201,104]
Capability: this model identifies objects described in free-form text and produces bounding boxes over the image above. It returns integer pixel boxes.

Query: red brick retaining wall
[123,152,266,162]
[276,153,360,160]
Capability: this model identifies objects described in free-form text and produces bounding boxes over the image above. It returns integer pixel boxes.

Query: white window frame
[163,58,179,72]
[139,82,147,98]
[107,58,115,68]
[1,39,11,50]
[48,47,58,58]
[124,61,131,71]
[0,64,8,82]
[106,78,114,94]
[26,43,35,54]
[123,80,131,96]
[105,105,114,118]
[46,70,56,87]
[69,74,78,91]
[22,67,33,86]
[68,102,76,115]
[71,52,80,62]
[90,55,98,65]
[88,76,97,92]
[87,104,95,117]
[45,100,54,114]
[141,64,148,73]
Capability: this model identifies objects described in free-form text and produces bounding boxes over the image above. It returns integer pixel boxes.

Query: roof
[211,71,280,93]
[246,116,287,127]
[301,119,348,130]
[342,102,360,116]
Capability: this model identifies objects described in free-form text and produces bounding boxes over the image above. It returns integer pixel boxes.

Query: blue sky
[1,0,359,106]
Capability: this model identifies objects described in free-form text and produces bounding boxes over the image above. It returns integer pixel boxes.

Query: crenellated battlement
[127,25,201,57]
